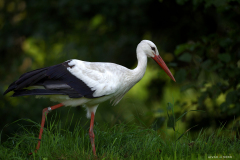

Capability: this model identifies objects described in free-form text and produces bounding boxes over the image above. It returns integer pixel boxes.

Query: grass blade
[176,124,198,142]
[176,110,205,122]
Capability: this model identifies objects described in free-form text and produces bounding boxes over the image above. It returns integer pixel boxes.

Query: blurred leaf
[210,62,223,71]
[90,14,105,30]
[228,102,240,115]
[167,102,174,111]
[190,68,199,79]
[218,54,231,63]
[198,92,208,107]
[178,52,192,62]
[220,102,228,112]
[175,69,187,83]
[167,102,175,131]
[167,111,175,131]
[176,0,189,5]
[156,108,164,113]
[174,44,188,55]
[202,36,208,43]
[227,68,239,78]
[192,55,202,66]
[168,62,178,67]
[152,117,165,130]
[176,110,205,122]
[201,59,212,69]
[208,85,222,99]
[180,83,194,92]
[226,91,238,104]
[219,38,233,48]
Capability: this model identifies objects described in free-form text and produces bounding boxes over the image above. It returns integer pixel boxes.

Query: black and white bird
[4,40,175,156]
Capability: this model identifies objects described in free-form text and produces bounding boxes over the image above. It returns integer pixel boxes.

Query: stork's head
[137,40,159,58]
[137,40,176,82]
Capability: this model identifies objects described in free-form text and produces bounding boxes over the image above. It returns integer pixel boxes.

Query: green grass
[0,117,240,160]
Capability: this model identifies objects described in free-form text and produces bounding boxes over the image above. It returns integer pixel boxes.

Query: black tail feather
[15,71,46,90]
[4,61,96,98]
[16,67,47,84]
[4,66,53,95]
[3,83,17,95]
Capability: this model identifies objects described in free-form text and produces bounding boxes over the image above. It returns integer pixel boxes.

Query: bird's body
[41,59,146,117]
[4,40,175,156]
[5,56,147,117]
[61,59,146,106]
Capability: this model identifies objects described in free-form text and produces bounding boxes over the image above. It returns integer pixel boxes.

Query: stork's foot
[89,133,96,156]
[28,149,37,155]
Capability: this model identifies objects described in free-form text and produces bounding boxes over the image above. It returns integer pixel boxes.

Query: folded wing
[3,61,96,98]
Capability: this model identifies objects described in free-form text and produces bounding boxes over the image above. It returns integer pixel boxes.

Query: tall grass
[0,104,240,159]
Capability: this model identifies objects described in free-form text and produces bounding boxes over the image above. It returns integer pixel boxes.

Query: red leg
[29,103,64,155]
[89,112,96,156]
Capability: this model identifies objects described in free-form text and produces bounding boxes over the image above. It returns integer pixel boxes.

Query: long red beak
[152,54,176,82]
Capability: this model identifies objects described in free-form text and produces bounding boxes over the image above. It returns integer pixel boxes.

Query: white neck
[132,51,148,82]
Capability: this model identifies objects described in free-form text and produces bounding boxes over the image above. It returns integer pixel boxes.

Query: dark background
[1,0,240,141]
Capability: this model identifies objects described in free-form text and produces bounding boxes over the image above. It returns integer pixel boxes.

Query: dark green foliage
[171,0,240,132]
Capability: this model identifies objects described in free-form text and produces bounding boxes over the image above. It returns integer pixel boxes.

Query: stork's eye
[151,47,156,51]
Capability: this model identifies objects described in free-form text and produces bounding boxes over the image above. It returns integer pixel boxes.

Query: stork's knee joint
[42,107,52,115]
[47,107,52,112]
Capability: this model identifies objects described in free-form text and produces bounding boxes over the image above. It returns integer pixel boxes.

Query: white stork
[4,40,175,156]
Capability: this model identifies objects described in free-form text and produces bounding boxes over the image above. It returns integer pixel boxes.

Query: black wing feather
[16,67,47,84]
[4,61,95,98]
[4,67,48,94]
